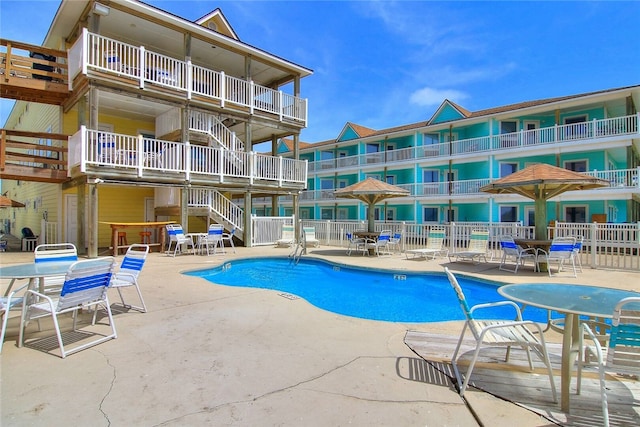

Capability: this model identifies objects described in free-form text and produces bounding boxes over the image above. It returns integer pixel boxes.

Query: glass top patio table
[498,283,640,413]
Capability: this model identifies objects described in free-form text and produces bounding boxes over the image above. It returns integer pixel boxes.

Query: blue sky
[1,1,639,143]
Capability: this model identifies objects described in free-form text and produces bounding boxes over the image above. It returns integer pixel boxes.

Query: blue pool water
[185,257,548,323]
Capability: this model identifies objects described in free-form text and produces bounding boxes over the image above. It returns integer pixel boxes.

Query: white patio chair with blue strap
[345,232,365,256]
[205,224,224,255]
[572,235,584,273]
[498,235,539,273]
[19,257,118,358]
[365,230,392,257]
[577,297,640,427]
[165,224,195,257]
[108,244,149,313]
[444,267,557,401]
[1,282,30,354]
[221,228,236,253]
[34,243,78,295]
[537,236,577,277]
[387,232,402,254]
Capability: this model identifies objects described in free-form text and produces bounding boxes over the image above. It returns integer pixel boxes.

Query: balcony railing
[68,126,308,185]
[308,114,639,172]
[269,169,639,204]
[68,29,307,124]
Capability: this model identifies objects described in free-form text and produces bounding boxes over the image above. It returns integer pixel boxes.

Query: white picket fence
[258,219,640,271]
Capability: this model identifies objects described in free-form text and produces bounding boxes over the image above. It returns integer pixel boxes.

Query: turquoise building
[267,85,640,226]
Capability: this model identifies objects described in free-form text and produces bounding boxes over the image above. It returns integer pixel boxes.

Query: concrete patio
[2,245,639,426]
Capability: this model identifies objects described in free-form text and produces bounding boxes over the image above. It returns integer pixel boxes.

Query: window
[500,162,518,177]
[525,207,536,227]
[565,206,587,223]
[500,121,518,147]
[445,208,456,223]
[423,170,439,194]
[564,115,588,140]
[321,208,334,220]
[337,179,348,189]
[367,206,382,221]
[500,206,518,222]
[386,207,396,221]
[423,133,440,156]
[564,160,587,173]
[423,207,438,222]
[337,208,348,220]
[386,175,395,185]
[366,143,379,153]
[320,179,334,190]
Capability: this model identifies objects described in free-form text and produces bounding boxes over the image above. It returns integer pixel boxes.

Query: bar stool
[117,232,128,254]
[139,231,152,244]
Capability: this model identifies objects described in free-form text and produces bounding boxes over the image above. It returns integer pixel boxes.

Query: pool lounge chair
[448,230,490,264]
[406,228,447,260]
[275,224,295,247]
[303,227,320,247]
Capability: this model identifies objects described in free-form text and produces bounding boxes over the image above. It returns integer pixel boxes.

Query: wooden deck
[405,330,640,426]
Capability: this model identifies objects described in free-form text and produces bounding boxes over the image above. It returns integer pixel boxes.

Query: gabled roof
[276,138,313,154]
[429,99,471,125]
[337,122,376,142]
[194,8,239,40]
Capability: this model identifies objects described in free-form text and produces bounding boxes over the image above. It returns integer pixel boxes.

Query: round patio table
[498,283,640,413]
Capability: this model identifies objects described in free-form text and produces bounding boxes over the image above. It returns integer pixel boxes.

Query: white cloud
[409,87,468,106]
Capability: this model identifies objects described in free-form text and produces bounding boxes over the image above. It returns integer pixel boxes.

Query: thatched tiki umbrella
[334,177,410,232]
[480,164,609,240]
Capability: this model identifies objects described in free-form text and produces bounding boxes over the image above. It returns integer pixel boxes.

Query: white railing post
[137,134,144,177]
[184,141,191,182]
[278,90,283,121]
[590,222,598,269]
[249,152,256,185]
[220,71,226,108]
[79,125,87,174]
[186,59,192,100]
[139,46,146,89]
[81,28,88,77]
[278,156,283,187]
[249,80,255,114]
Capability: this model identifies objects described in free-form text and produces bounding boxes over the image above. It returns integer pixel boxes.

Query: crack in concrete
[96,350,117,426]
[151,355,451,426]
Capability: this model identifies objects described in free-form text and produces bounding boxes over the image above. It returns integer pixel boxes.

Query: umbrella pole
[368,203,376,232]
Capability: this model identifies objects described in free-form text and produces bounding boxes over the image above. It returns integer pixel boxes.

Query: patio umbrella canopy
[334,177,410,232]
[480,164,609,240]
[0,195,26,208]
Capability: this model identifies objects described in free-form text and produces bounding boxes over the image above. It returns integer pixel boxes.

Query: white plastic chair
[34,243,78,295]
[445,267,557,401]
[1,282,29,354]
[387,232,402,253]
[108,244,149,312]
[19,258,118,358]
[572,235,584,272]
[365,230,392,257]
[577,297,640,427]
[204,224,224,255]
[498,235,539,273]
[303,227,320,248]
[166,224,195,257]
[345,232,365,256]
[538,236,578,277]
[221,228,236,253]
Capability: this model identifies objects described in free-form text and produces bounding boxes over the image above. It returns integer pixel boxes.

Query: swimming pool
[185,257,548,323]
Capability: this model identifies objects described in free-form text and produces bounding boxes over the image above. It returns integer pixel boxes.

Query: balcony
[308,114,639,173]
[68,127,308,189]
[67,30,307,125]
[286,170,639,204]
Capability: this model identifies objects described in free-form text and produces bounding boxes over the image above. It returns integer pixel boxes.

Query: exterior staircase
[188,188,244,241]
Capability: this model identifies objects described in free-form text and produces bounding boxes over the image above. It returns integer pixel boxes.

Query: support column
[77,184,87,256]
[243,120,253,246]
[88,182,99,258]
